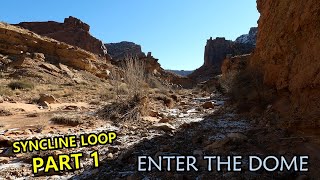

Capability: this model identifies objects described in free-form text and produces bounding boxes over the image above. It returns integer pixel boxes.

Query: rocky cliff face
[105,41,146,61]
[16,16,107,57]
[251,0,320,124]
[235,27,258,45]
[189,37,255,82]
[0,22,110,77]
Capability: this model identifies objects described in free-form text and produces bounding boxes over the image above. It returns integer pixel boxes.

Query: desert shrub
[0,109,12,116]
[223,67,275,112]
[8,81,34,90]
[50,115,83,126]
[99,94,148,123]
[121,58,147,97]
[0,86,13,96]
[26,113,39,117]
[103,58,150,122]
[147,75,166,90]
[219,72,238,94]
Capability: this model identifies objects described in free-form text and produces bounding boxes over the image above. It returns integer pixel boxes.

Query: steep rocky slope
[0,22,110,77]
[15,16,108,57]
[251,0,320,124]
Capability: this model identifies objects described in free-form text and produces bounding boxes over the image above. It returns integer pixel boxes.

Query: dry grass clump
[99,94,148,123]
[121,58,147,97]
[8,80,34,90]
[50,114,83,126]
[0,109,12,116]
[100,58,150,122]
[100,88,117,101]
[147,75,166,90]
[0,86,13,96]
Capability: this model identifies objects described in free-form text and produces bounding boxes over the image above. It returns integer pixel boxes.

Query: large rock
[202,101,215,109]
[251,0,320,124]
[15,16,108,57]
[151,123,176,132]
[39,94,57,104]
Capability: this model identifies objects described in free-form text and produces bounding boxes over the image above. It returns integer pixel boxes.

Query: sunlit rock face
[251,0,320,124]
[15,16,107,57]
[189,37,255,82]
[235,27,258,45]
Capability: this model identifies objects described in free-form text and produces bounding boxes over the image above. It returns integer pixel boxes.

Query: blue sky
[1,1,259,70]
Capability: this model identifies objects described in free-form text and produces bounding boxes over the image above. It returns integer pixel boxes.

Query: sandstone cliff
[251,0,320,124]
[189,37,255,82]
[0,22,109,77]
[15,16,108,57]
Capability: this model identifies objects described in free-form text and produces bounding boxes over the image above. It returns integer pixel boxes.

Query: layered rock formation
[251,0,320,124]
[0,22,109,76]
[16,16,108,57]
[189,37,255,82]
[105,41,146,61]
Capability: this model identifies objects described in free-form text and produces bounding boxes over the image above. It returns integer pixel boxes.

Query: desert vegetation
[99,58,150,123]
[8,81,34,90]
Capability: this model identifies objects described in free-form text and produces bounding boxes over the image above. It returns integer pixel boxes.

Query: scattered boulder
[0,157,10,164]
[40,63,60,72]
[39,94,57,104]
[73,77,87,84]
[0,135,10,147]
[151,123,176,132]
[180,101,187,105]
[159,118,171,123]
[107,153,113,159]
[0,109,13,116]
[202,101,215,109]
[170,94,179,102]
[33,53,45,61]
[39,101,50,109]
[149,110,160,117]
[59,63,74,77]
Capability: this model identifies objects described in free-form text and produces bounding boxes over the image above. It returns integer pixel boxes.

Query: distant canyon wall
[189,29,256,82]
